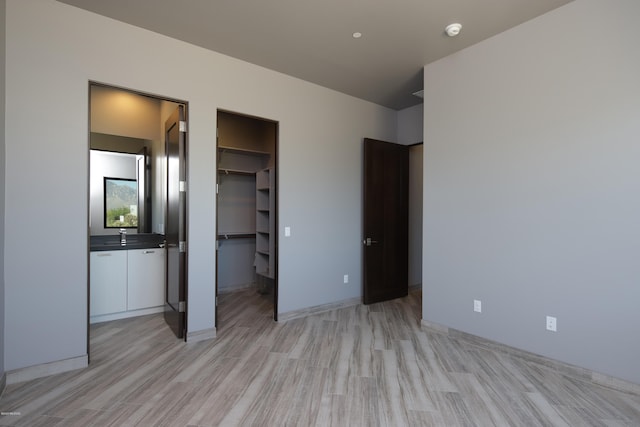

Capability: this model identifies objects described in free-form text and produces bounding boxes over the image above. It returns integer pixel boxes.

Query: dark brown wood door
[363,138,409,304]
[164,106,187,339]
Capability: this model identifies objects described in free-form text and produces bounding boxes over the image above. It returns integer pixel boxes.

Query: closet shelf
[217,232,256,240]
[218,145,270,157]
[255,168,275,279]
[218,168,255,176]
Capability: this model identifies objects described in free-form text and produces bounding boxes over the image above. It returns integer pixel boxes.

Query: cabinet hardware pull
[143,250,155,254]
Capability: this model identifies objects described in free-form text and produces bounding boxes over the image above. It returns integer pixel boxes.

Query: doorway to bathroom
[87,83,189,357]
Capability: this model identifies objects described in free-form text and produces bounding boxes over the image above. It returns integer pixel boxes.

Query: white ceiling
[57,0,573,110]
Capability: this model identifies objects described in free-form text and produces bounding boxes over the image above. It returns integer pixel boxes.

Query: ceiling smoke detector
[445,23,462,37]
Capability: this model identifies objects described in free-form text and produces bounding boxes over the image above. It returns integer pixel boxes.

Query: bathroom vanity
[90,234,165,324]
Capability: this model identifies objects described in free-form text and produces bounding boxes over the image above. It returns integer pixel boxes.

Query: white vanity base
[90,306,165,324]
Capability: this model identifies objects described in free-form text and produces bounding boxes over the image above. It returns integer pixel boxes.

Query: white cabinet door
[127,248,165,310]
[90,251,127,316]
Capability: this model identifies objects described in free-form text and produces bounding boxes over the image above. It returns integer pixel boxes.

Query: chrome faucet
[119,228,127,246]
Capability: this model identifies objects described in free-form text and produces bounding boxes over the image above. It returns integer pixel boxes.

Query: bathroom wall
[91,85,161,141]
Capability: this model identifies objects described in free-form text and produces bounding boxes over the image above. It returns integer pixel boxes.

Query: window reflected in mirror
[104,177,138,228]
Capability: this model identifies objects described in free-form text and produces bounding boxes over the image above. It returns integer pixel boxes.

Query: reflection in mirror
[89,135,152,235]
[90,149,148,235]
[104,177,138,228]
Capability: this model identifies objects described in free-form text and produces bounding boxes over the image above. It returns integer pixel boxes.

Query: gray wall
[397,104,423,146]
[0,0,6,387]
[3,0,395,371]
[423,0,640,384]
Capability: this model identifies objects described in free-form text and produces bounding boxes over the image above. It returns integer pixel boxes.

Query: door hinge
[180,180,187,192]
[363,237,379,246]
[216,297,218,307]
[179,121,187,133]
[179,241,186,253]
[178,301,186,312]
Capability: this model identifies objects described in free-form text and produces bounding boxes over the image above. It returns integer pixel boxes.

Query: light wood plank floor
[1,289,639,426]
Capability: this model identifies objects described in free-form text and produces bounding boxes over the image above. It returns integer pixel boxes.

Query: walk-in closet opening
[216,110,278,325]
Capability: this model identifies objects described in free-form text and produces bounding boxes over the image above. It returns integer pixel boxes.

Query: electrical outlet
[546,316,557,332]
[343,274,349,284]
[474,299,482,313]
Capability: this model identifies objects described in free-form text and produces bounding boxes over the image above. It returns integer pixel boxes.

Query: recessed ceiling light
[352,32,362,39]
[445,23,462,37]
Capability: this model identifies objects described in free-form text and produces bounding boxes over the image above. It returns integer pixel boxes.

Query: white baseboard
[90,306,165,324]
[421,319,640,396]
[0,372,6,397]
[420,319,450,334]
[591,371,640,396]
[278,297,361,322]
[6,355,88,385]
[186,327,216,343]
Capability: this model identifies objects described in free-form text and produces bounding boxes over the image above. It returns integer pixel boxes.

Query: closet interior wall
[216,111,276,294]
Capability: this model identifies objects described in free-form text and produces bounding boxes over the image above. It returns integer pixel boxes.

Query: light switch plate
[474,299,482,313]
[284,226,291,237]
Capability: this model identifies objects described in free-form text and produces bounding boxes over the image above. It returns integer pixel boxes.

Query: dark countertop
[90,233,165,252]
